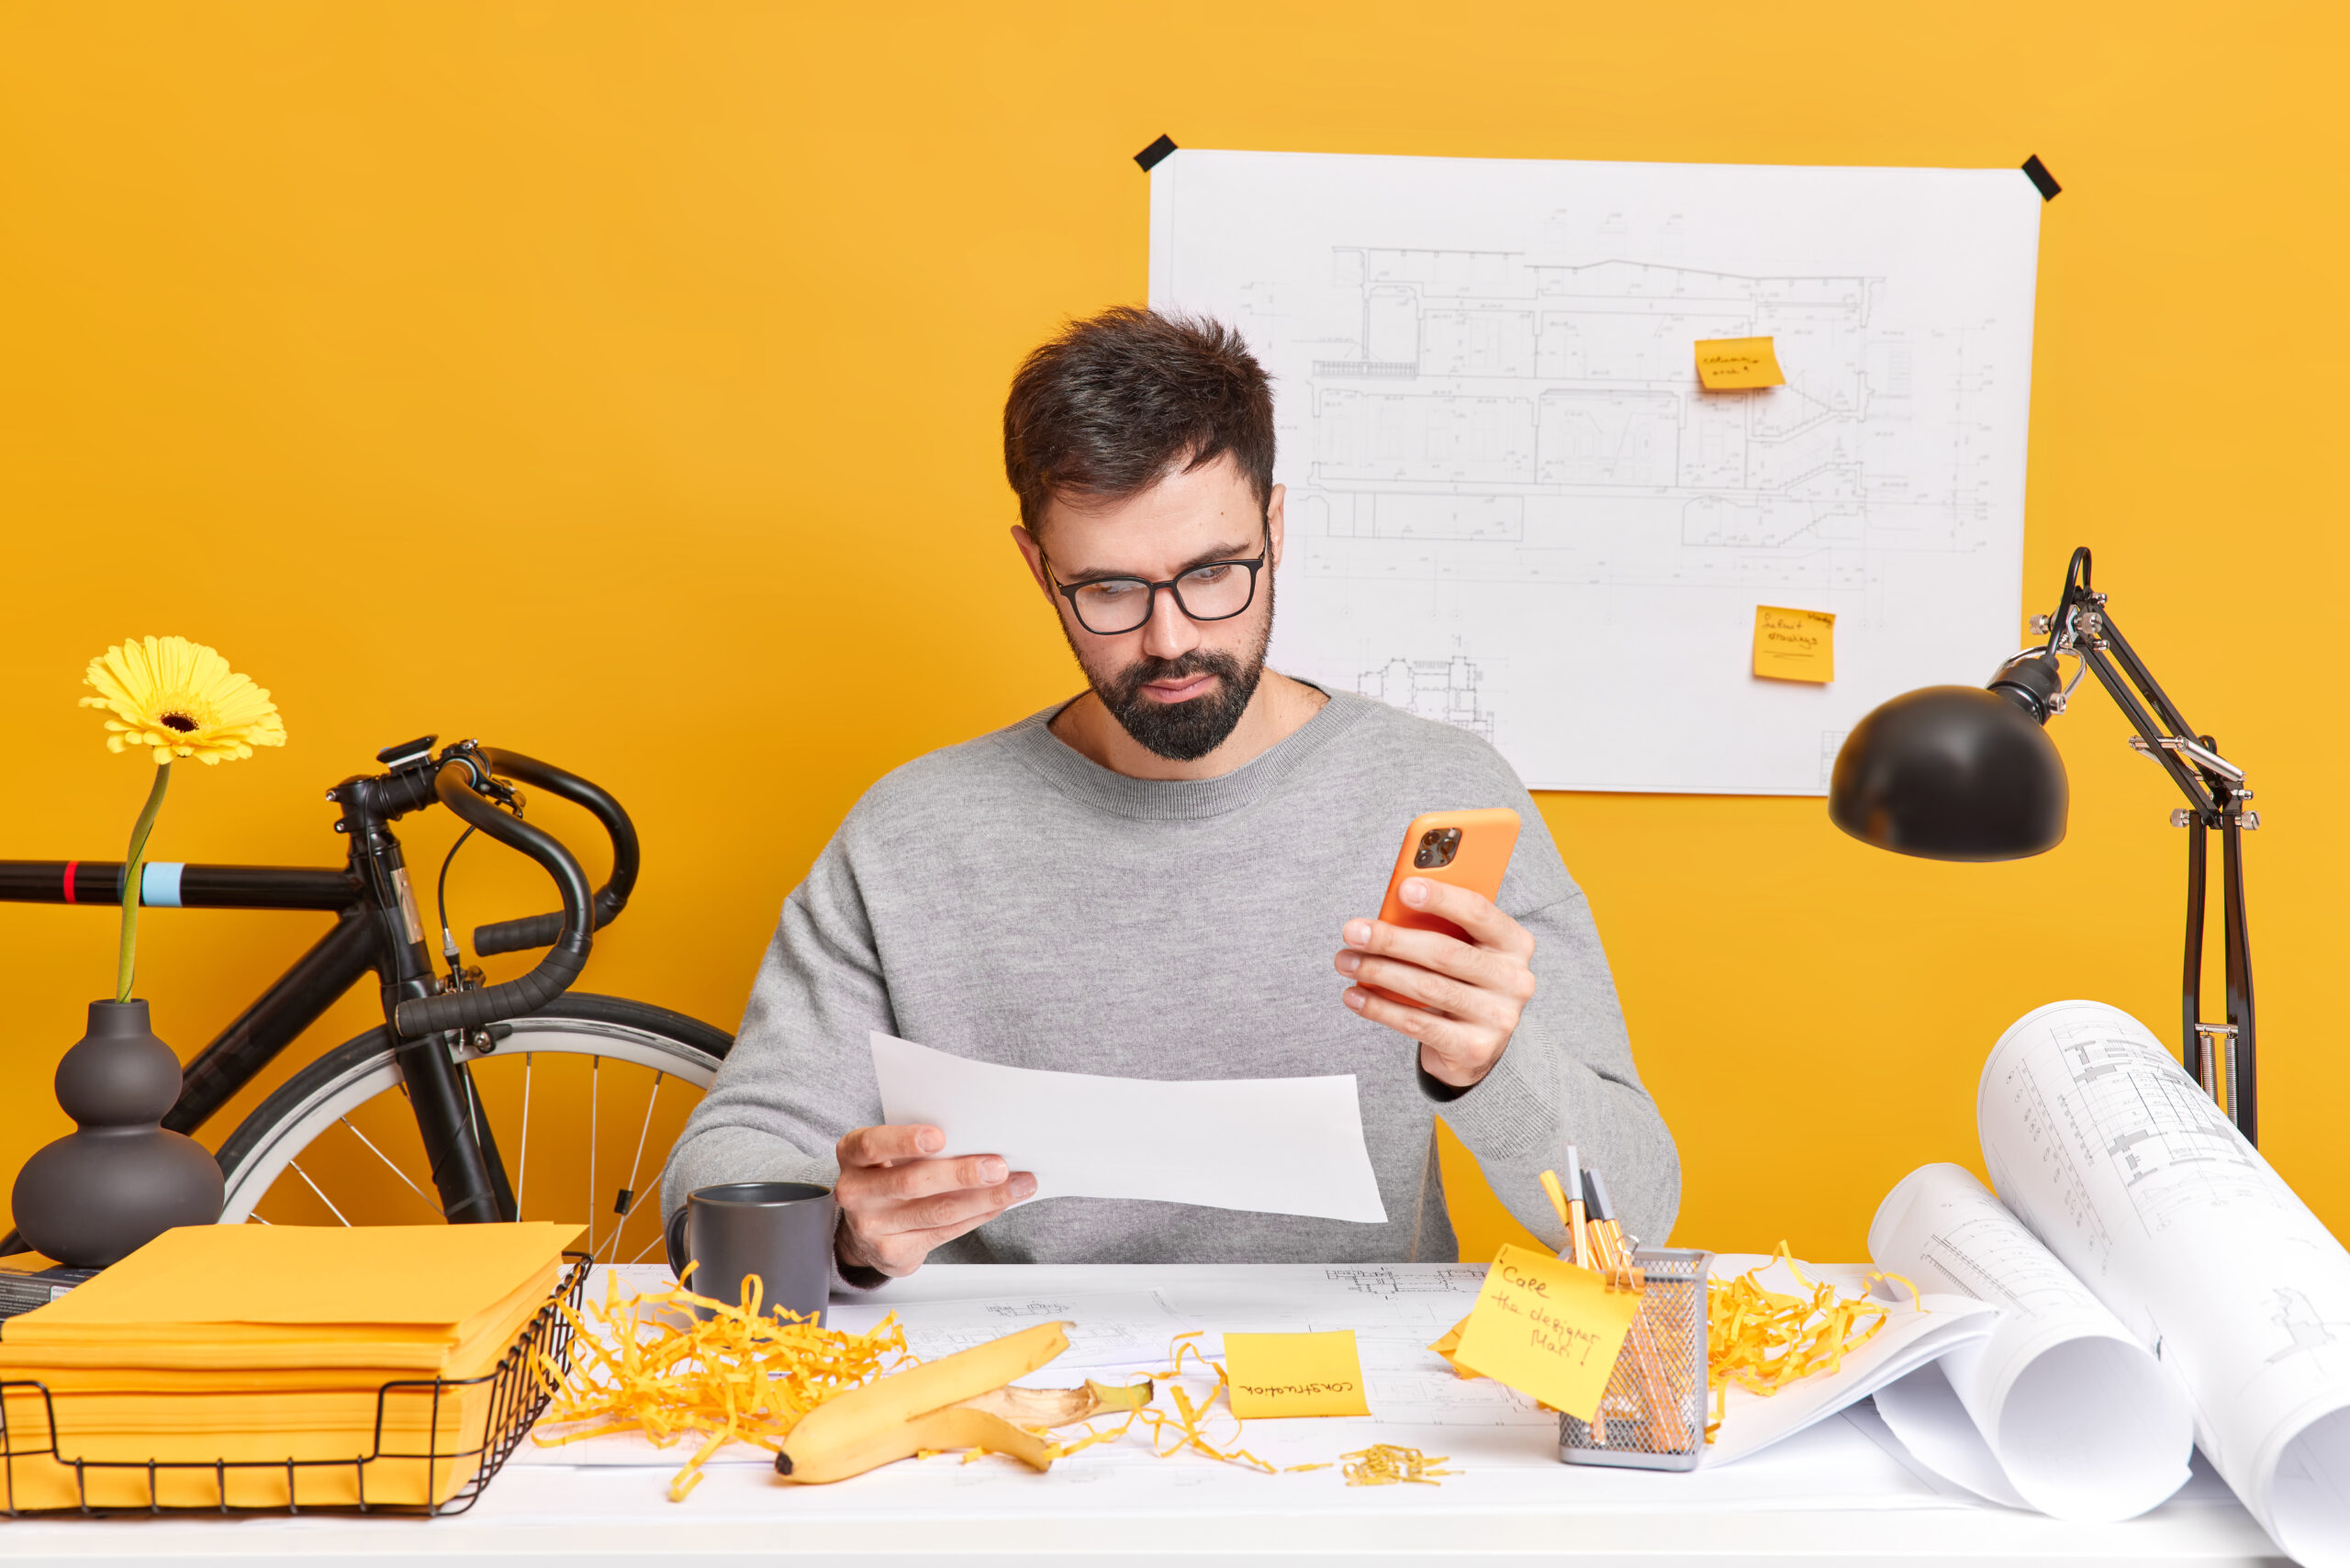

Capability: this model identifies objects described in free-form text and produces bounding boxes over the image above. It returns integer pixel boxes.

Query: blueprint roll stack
[1868,1161,2192,1519]
[1956,1001,2350,1564]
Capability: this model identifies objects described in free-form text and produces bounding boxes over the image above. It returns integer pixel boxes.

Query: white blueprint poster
[1148,151,2042,794]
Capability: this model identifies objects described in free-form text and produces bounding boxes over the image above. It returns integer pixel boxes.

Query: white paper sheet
[869,1031,1388,1224]
[1867,1160,2192,1519]
[1697,1256,1997,1466]
[1149,149,2041,796]
[1978,1000,2350,1566]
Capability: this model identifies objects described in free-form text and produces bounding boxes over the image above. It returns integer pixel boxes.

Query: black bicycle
[1,736,731,1262]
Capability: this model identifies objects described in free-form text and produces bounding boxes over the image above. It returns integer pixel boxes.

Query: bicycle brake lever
[434,741,525,815]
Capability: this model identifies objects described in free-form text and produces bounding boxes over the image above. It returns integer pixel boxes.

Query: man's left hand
[1335,878,1538,1089]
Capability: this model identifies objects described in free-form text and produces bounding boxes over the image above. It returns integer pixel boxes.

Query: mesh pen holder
[1558,1247,1711,1472]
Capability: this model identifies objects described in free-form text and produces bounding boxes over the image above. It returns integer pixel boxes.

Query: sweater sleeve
[1428,886,1682,1254]
[661,829,894,1243]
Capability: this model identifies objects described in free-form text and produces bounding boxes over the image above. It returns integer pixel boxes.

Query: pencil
[1539,1169,1575,1235]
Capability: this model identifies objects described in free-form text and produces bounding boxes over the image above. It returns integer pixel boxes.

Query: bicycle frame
[1,737,632,1237]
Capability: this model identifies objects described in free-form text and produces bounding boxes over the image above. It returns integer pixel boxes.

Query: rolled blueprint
[1868,1161,2192,1519]
[1979,1000,2350,1566]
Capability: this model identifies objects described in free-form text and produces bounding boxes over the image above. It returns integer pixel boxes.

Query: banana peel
[956,1377,1153,1426]
[775,1319,1078,1484]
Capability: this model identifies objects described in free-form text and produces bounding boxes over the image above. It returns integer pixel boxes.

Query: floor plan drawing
[1353,650,1496,741]
[1153,151,2042,792]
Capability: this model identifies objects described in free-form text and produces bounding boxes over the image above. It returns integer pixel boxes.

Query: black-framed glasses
[1043,526,1270,635]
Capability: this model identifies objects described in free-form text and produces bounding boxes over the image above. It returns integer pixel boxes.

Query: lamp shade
[1829,686,2068,860]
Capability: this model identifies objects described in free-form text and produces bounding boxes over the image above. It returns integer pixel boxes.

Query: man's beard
[1068,596,1273,763]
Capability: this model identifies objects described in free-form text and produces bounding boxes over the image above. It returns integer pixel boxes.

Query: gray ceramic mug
[664,1181,836,1325]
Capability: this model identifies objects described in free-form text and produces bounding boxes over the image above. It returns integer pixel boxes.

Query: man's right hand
[833,1124,1035,1278]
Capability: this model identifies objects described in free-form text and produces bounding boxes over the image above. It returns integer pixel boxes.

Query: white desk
[0,1264,2294,1566]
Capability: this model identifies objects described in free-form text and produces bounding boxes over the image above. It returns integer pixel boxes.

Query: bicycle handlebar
[467,749,642,957]
[393,755,596,1039]
[472,911,567,956]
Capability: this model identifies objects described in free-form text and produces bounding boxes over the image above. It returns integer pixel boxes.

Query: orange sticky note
[1428,1314,1482,1380]
[1224,1329,1371,1417]
[1753,605,1836,682]
[1695,336,1785,390]
[1453,1244,1639,1424]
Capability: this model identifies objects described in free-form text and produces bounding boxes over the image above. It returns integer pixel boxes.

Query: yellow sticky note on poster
[1753,605,1836,682]
[1695,336,1785,390]
[1453,1244,1639,1424]
[1224,1330,1371,1417]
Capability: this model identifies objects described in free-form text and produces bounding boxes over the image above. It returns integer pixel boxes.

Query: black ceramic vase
[11,1001,224,1268]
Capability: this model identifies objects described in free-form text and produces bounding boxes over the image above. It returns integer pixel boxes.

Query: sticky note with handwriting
[1224,1329,1371,1417]
[1453,1244,1640,1423]
[1753,605,1836,682]
[1695,336,1785,390]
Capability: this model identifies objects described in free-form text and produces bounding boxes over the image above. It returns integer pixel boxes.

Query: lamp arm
[2067,629,2221,818]
[2031,546,2257,1143]
[2037,551,2244,819]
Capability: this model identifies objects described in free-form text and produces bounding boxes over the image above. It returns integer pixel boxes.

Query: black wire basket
[0,1253,588,1518]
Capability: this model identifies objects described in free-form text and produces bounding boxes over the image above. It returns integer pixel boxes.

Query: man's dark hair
[1002,307,1274,532]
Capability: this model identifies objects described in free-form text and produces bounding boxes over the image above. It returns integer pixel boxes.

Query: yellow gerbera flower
[80,635,288,766]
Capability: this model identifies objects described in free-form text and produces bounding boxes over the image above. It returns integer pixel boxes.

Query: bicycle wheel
[214,993,732,1266]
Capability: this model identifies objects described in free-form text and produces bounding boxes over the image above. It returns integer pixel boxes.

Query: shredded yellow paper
[1704,1243,1915,1442]
[533,1268,909,1500]
[1032,1336,1460,1486]
[1341,1443,1457,1486]
[1044,1333,1280,1473]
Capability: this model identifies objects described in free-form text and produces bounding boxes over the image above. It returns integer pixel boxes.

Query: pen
[1580,1169,1615,1269]
[1563,1146,1589,1268]
[1583,1164,1677,1448]
[1583,1169,1630,1275]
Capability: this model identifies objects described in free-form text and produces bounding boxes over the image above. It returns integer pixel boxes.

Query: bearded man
[666,307,1678,1285]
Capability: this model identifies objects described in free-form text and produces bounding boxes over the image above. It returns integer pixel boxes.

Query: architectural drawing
[1321,1265,1486,1298]
[1354,650,1496,740]
[1153,151,2042,792]
[2043,1008,2278,1238]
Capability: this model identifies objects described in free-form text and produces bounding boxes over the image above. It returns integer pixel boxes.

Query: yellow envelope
[1223,1330,1371,1418]
[18,1222,580,1328]
[1453,1245,1640,1424]
[1753,605,1835,682]
[1695,336,1785,390]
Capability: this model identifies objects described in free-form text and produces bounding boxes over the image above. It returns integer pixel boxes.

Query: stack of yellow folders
[0,1222,579,1510]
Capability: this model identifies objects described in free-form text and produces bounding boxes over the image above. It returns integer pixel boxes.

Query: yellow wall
[4,3,2344,1260]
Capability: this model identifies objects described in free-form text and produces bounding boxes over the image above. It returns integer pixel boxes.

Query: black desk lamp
[1828,547,2262,1141]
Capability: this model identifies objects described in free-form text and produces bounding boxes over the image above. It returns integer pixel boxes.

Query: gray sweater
[665,689,1679,1265]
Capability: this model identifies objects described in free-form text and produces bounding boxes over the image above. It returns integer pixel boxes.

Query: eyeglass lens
[1069,561,1256,634]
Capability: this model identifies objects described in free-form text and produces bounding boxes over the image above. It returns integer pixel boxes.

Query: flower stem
[116,761,172,1003]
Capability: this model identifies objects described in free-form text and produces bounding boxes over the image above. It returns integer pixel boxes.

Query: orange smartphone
[1366,807,1521,1007]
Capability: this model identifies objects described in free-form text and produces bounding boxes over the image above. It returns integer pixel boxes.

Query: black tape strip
[1135,133,1178,172]
[2021,154,2062,202]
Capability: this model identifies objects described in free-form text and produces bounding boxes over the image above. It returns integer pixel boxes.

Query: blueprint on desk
[1148,151,2042,794]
